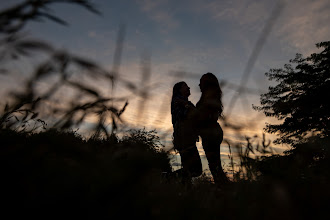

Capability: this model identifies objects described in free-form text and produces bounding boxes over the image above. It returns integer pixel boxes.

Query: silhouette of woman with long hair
[196,73,229,184]
[171,81,202,182]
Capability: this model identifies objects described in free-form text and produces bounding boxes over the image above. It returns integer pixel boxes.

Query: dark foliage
[254,41,330,144]
[249,136,330,220]
[1,128,329,219]
[256,136,330,182]
[0,128,171,218]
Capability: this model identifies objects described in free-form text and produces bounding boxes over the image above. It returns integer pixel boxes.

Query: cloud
[191,0,271,31]
[136,0,180,32]
[88,31,97,38]
[275,0,330,55]
[189,0,330,56]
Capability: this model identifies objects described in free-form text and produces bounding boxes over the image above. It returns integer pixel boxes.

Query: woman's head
[199,72,220,93]
[172,81,190,98]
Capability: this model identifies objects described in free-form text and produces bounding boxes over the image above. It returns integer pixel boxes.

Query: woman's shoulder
[172,95,182,101]
[172,96,189,105]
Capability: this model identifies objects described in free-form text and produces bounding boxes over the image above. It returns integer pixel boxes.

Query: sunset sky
[1,0,330,173]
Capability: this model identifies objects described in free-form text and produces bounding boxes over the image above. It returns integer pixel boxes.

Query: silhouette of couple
[171,72,229,185]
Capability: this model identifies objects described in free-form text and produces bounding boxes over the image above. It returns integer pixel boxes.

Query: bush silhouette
[0,128,172,218]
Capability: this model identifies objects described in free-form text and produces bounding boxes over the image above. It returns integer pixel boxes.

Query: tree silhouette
[254,41,330,144]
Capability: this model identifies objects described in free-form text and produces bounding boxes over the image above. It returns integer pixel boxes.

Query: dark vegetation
[1,127,329,219]
[0,1,329,219]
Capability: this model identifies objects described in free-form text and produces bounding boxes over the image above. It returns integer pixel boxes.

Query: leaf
[31,112,39,119]
[14,47,31,56]
[35,63,53,79]
[99,123,109,138]
[71,56,99,70]
[67,81,100,97]
[108,107,118,114]
[22,110,29,121]
[112,115,117,132]
[15,40,53,53]
[124,81,137,91]
[0,69,8,75]
[61,120,72,129]
[38,12,68,26]
[117,101,128,117]
[76,113,86,125]
[4,104,9,112]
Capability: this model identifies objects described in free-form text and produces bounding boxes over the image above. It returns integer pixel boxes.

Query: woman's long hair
[171,81,186,101]
[199,72,223,118]
[171,81,186,126]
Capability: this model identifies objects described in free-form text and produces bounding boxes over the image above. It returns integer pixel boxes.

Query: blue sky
[1,0,330,169]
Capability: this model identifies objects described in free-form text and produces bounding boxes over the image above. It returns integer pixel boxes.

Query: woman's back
[196,89,221,127]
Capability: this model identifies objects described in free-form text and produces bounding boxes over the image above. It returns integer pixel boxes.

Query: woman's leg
[170,145,202,184]
[180,145,203,178]
[201,124,229,184]
[173,119,202,183]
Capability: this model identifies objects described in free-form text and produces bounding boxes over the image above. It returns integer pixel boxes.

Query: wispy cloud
[191,0,271,31]
[276,0,330,55]
[189,0,330,55]
[136,0,180,32]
